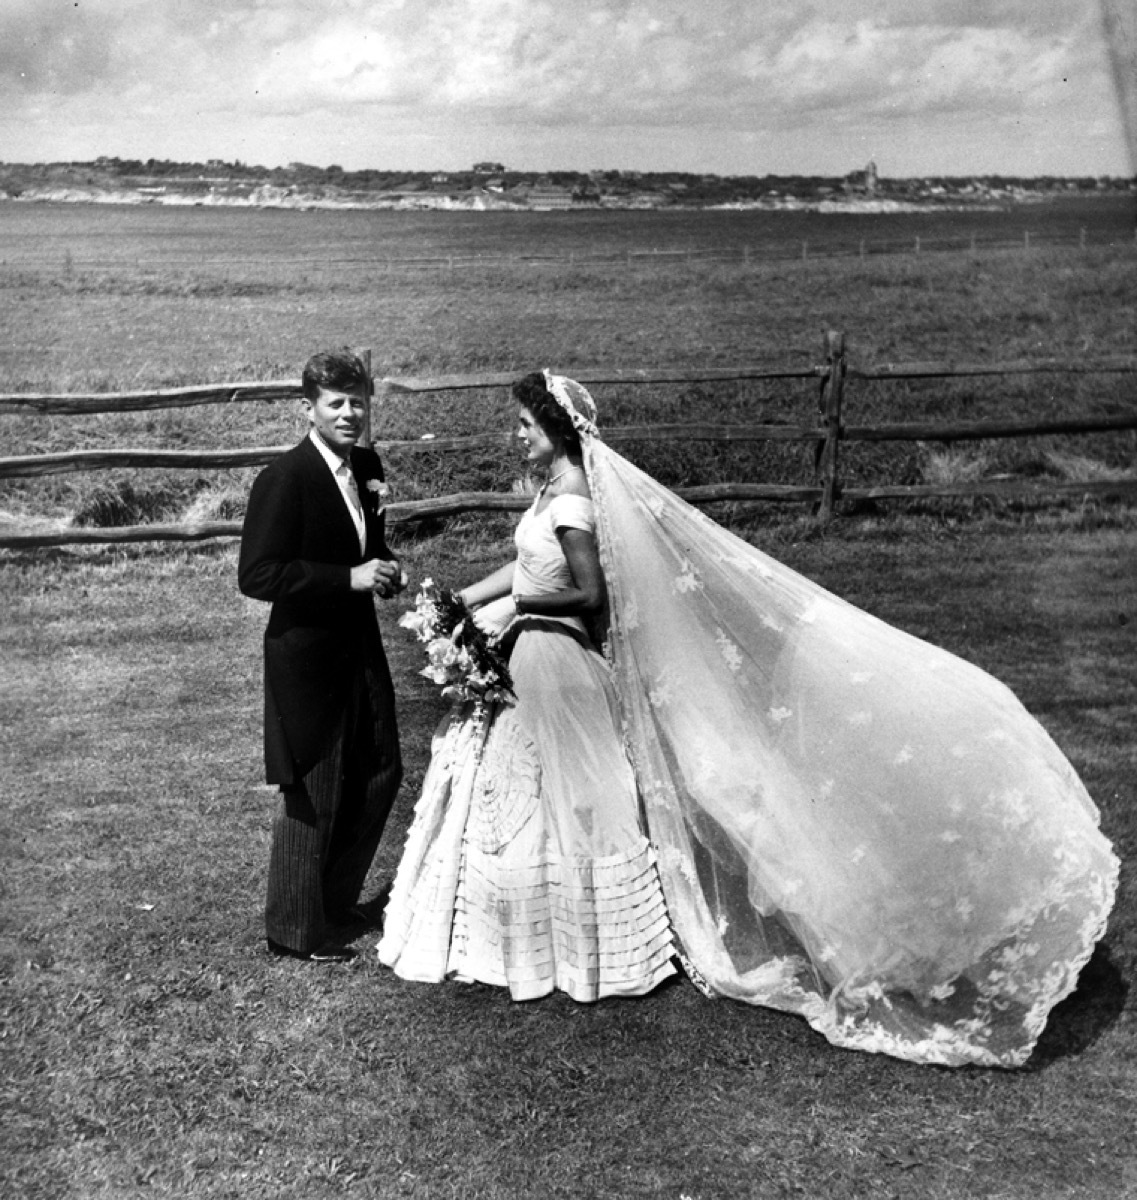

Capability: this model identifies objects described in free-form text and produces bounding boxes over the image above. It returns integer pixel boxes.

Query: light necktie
[339,463,363,516]
[338,462,367,553]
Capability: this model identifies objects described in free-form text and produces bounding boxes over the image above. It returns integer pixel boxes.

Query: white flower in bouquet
[399,579,515,706]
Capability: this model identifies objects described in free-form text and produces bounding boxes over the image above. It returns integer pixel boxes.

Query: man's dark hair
[301,348,369,401]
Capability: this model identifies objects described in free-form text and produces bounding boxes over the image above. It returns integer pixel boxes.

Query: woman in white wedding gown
[379,371,1119,1068]
[377,373,677,1001]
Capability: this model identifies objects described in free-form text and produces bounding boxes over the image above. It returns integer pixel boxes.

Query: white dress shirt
[309,430,367,554]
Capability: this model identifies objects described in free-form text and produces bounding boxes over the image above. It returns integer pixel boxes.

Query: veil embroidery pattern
[583,433,1118,1067]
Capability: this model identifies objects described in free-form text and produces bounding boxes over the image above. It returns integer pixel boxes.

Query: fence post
[358,347,373,446]
[816,330,847,523]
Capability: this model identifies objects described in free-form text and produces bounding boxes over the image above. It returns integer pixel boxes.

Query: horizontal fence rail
[0,338,1135,548]
[0,484,830,550]
[7,411,1137,479]
[0,365,821,416]
[0,425,829,480]
[4,357,1135,417]
[841,412,1137,442]
[5,225,1135,277]
[0,381,298,416]
[4,479,1134,552]
[848,357,1137,380]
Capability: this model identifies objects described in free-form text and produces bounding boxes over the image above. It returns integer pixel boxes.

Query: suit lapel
[297,436,362,560]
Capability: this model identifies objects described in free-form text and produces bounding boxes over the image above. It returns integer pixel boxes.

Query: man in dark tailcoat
[239,348,404,962]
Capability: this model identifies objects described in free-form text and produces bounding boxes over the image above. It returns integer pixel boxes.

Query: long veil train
[585,435,1118,1067]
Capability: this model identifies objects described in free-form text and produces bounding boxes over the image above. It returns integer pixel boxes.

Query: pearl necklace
[544,464,582,489]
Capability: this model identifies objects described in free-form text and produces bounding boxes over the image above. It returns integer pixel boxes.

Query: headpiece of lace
[542,370,599,439]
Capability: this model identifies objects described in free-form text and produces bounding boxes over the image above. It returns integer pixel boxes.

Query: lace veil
[544,371,1119,1067]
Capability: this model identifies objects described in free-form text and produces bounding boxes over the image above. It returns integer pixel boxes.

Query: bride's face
[516,406,557,469]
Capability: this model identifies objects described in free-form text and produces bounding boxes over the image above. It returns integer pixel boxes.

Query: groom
[239,348,405,962]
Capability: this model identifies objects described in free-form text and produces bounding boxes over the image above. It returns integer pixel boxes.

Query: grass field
[2,200,1136,1199]
[1,198,1135,533]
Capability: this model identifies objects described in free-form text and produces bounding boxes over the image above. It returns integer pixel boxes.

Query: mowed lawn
[2,505,1135,1200]
[2,202,1136,1197]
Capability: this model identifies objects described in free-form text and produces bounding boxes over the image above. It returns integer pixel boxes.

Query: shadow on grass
[1027,941,1128,1068]
[340,883,392,936]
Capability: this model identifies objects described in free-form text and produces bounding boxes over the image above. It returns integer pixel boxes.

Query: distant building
[624,190,668,209]
[572,180,602,205]
[526,182,574,209]
[473,161,506,174]
[843,159,878,195]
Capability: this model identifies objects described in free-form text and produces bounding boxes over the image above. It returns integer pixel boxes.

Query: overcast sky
[1,0,1131,178]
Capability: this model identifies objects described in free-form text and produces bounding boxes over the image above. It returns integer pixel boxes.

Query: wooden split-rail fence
[0,334,1135,550]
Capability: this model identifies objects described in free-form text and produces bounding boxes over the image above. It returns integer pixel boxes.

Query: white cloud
[0,0,1128,174]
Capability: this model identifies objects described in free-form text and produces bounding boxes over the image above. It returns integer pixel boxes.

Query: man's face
[304,385,367,456]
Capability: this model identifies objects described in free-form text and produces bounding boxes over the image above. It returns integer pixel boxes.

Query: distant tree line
[0,157,1132,204]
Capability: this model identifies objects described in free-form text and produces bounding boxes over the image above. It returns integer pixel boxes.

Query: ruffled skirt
[378,621,677,1001]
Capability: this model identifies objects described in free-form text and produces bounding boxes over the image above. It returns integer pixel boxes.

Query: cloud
[744,20,1075,121]
[0,0,128,94]
[0,0,1127,174]
[232,1,1099,132]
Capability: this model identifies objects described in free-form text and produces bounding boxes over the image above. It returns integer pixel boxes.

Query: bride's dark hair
[512,371,582,454]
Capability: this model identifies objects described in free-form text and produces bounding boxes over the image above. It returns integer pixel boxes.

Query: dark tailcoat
[238,435,394,782]
[238,435,402,951]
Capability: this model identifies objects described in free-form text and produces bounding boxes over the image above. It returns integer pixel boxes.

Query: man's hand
[351,559,408,597]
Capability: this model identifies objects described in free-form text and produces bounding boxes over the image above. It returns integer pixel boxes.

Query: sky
[1,0,1133,178]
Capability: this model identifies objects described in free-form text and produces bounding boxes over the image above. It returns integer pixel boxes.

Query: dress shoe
[328,904,373,928]
[267,937,357,963]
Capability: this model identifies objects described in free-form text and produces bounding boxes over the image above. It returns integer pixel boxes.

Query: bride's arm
[458,562,515,609]
[514,528,606,618]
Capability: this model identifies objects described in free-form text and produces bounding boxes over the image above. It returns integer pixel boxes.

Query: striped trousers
[265,660,402,953]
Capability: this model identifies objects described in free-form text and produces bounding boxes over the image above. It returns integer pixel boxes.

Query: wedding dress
[377,490,677,1001]
[381,373,1118,1067]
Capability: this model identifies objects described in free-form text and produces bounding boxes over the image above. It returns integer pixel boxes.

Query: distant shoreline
[0,187,1048,215]
[5,159,1130,215]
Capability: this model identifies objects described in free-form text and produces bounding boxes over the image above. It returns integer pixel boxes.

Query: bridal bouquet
[399,578,515,705]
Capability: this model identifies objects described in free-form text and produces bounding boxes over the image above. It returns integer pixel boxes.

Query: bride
[379,371,1119,1068]
[377,371,677,1001]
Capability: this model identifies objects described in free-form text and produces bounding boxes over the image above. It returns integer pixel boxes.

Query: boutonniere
[365,479,390,499]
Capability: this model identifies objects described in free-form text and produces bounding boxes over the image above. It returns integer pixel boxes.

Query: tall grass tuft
[920,446,993,485]
[73,480,187,527]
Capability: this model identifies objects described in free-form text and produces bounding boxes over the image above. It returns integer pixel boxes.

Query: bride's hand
[469,595,518,640]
